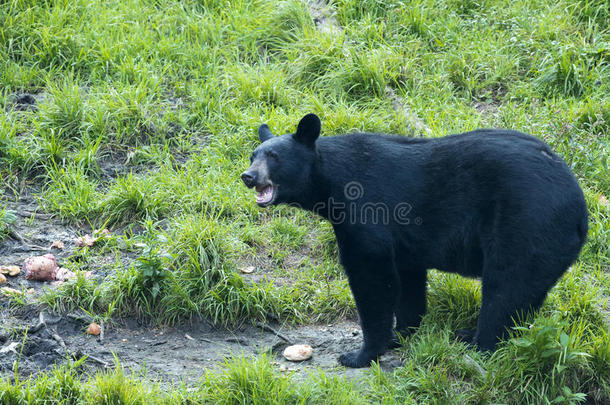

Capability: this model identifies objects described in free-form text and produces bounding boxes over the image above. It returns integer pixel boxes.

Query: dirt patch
[0,308,77,377]
[7,92,47,112]
[472,84,506,120]
[305,0,342,35]
[473,101,500,118]
[0,189,136,288]
[1,196,84,288]
[96,147,161,183]
[385,86,432,137]
[0,306,401,384]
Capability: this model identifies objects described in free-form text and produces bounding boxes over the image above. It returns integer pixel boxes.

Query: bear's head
[241,113,321,207]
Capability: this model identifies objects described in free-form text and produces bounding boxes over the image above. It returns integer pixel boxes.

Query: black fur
[242,114,588,368]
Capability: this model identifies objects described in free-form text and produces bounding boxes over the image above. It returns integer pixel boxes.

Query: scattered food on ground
[74,234,97,247]
[283,344,314,362]
[23,254,58,281]
[0,265,21,276]
[50,240,65,250]
[87,323,101,336]
[21,253,89,282]
[1,287,23,296]
[74,229,110,248]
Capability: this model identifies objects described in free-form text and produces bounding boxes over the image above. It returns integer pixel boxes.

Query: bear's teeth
[256,185,273,204]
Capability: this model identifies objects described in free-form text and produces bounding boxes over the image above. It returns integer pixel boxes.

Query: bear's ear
[293,113,321,147]
[258,124,274,143]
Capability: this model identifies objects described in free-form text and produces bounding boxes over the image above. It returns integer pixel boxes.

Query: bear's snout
[241,170,257,188]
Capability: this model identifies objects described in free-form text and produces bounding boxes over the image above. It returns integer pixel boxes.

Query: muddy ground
[0,307,402,384]
[0,187,400,385]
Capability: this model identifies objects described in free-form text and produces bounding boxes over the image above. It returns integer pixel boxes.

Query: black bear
[241,113,588,368]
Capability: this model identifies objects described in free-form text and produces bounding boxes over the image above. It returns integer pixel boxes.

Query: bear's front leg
[338,247,399,368]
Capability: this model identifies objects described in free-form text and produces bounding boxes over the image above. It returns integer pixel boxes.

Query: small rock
[122,339,128,343]
[240,266,255,274]
[0,265,20,276]
[0,274,5,284]
[279,364,287,372]
[185,334,194,340]
[283,344,313,362]
[463,354,487,377]
[87,323,101,336]
[0,342,19,354]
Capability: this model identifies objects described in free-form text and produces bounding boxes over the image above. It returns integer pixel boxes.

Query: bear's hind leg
[475,260,559,351]
[391,269,427,348]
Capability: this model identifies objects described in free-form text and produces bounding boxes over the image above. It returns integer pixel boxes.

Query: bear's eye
[266,150,279,160]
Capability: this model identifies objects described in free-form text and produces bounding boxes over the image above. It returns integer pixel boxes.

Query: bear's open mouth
[255,184,276,206]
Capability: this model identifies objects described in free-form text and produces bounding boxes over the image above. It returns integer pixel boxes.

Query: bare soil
[0,307,402,384]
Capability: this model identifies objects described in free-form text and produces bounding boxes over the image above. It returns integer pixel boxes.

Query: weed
[0,205,16,240]
[135,233,172,301]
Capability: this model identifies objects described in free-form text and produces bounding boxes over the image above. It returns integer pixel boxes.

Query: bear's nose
[241,171,256,188]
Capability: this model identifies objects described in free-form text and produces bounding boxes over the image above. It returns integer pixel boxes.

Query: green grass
[1,0,609,402]
[0,338,608,404]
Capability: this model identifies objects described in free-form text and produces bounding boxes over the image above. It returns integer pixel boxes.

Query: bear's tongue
[256,185,273,204]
